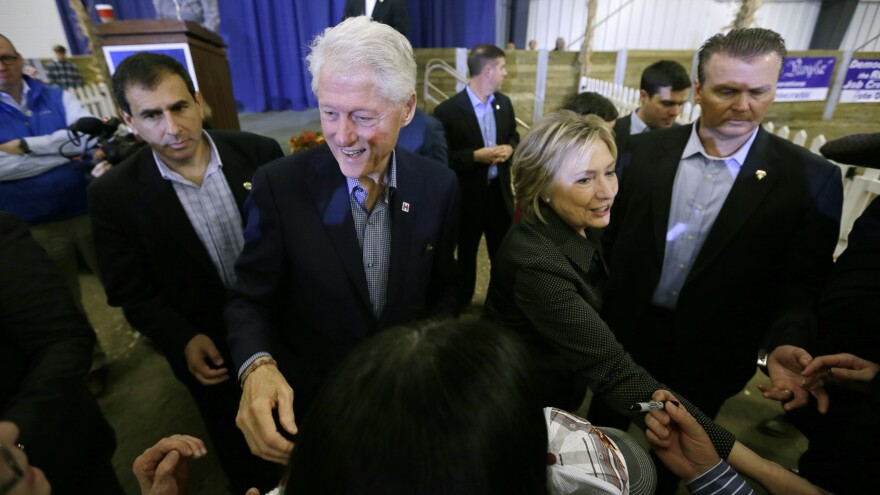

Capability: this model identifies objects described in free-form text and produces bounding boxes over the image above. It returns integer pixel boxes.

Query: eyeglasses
[0,443,23,495]
[0,55,19,66]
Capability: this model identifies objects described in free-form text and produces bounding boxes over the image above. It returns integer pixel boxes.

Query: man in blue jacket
[0,33,100,307]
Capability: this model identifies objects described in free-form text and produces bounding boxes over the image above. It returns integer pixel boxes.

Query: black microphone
[819,132,880,169]
[69,117,121,140]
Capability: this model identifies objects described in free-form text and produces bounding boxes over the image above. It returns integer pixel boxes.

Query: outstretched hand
[644,389,719,481]
[237,362,297,464]
[802,352,880,395]
[133,435,207,495]
[757,345,829,413]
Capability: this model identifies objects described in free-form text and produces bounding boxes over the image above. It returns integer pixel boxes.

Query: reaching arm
[647,390,828,494]
[225,166,297,463]
[512,258,735,456]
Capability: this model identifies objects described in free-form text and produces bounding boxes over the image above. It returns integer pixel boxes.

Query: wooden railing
[71,83,118,119]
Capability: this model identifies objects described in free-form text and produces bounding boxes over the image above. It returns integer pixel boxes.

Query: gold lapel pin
[243,181,252,191]
[755,170,767,181]
[495,104,500,110]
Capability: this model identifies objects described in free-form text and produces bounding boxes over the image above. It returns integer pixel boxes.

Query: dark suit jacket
[0,212,116,491]
[604,125,843,396]
[612,113,632,153]
[88,131,283,380]
[225,145,459,413]
[397,108,448,165]
[343,0,409,35]
[432,89,520,216]
[613,112,681,154]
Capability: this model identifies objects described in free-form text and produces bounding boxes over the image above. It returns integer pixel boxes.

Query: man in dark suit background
[590,28,842,433]
[0,212,122,494]
[88,53,282,493]
[343,0,409,36]
[613,60,691,151]
[433,44,519,308]
[227,16,458,464]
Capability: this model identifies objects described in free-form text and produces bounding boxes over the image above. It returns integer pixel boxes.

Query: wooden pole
[729,0,764,30]
[579,0,598,78]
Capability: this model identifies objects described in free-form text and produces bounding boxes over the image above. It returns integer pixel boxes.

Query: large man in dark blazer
[591,29,843,428]
[88,53,281,493]
[433,44,519,308]
[227,16,458,464]
[0,212,122,494]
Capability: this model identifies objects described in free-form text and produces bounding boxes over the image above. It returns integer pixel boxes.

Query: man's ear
[119,109,137,136]
[401,92,416,127]
[692,79,702,104]
[195,91,206,119]
[639,89,649,106]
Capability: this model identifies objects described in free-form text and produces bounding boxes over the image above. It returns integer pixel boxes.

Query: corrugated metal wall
[525,0,824,51]
[841,0,880,51]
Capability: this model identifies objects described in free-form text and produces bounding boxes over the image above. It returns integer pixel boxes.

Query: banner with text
[840,59,880,103]
[775,57,836,102]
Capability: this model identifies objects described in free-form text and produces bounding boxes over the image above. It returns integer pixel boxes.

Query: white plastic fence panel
[776,125,790,140]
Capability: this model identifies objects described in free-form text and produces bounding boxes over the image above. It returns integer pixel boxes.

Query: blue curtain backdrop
[56,0,494,112]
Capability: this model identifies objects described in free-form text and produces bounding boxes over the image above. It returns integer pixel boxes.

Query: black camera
[69,117,146,165]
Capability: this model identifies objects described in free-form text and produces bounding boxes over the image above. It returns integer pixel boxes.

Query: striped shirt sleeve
[687,460,754,495]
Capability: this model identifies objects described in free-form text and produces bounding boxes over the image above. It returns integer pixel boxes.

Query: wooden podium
[97,19,240,130]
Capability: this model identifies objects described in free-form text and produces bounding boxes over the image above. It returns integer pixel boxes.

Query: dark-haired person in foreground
[613,59,691,150]
[89,52,282,493]
[137,319,653,495]
[0,212,122,494]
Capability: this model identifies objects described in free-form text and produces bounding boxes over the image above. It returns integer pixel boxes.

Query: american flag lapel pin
[402,202,410,213]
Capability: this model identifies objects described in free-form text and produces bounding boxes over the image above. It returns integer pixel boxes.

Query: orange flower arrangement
[289,131,326,153]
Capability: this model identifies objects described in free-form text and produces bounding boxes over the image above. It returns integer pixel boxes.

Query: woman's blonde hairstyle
[513,111,617,225]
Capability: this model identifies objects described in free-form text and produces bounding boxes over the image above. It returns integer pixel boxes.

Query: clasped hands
[474,144,513,164]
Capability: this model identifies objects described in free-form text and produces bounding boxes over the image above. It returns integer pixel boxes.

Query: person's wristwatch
[18,139,31,155]
[757,349,769,375]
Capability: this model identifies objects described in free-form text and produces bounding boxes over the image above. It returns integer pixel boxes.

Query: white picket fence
[761,120,880,256]
[71,83,118,119]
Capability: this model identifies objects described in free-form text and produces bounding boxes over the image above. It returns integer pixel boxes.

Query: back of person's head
[560,92,619,123]
[112,52,196,115]
[514,110,617,225]
[285,318,548,495]
[640,60,691,96]
[52,44,66,55]
[306,15,416,105]
[467,44,506,78]
[697,28,786,84]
